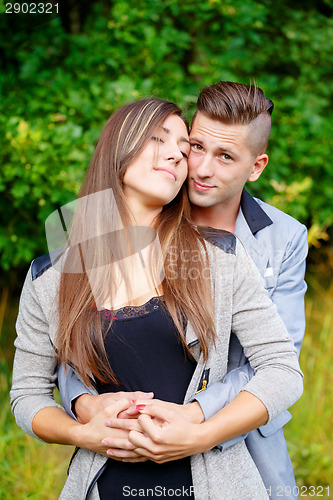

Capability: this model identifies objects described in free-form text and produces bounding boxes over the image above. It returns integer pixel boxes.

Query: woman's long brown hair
[56,98,216,385]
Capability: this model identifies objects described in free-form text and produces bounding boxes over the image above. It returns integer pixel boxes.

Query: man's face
[188,112,264,208]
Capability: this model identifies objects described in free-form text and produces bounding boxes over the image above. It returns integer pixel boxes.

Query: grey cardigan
[10,238,303,500]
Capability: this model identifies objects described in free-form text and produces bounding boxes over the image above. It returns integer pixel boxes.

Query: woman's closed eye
[151,136,164,143]
[181,151,189,159]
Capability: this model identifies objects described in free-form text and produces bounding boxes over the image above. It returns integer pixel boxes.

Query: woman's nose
[165,147,183,164]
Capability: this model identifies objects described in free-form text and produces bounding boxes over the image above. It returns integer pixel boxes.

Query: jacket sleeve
[10,267,63,439]
[229,240,303,422]
[58,363,92,419]
[268,224,308,356]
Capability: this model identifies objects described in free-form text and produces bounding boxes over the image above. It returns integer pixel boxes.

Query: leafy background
[0,0,333,498]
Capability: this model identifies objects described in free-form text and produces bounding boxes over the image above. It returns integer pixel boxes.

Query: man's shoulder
[253,197,307,234]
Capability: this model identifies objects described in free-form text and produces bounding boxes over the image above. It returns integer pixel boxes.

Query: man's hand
[74,391,154,424]
[102,401,206,463]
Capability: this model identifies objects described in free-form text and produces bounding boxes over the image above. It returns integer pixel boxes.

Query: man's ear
[248,153,268,182]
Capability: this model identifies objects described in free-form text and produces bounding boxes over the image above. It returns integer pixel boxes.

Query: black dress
[95,297,196,499]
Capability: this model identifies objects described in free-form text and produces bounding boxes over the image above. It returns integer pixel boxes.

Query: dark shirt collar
[240,188,273,235]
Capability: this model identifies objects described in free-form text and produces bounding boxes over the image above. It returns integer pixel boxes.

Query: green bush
[1,0,332,271]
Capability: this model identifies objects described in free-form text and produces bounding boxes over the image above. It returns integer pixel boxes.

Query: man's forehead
[190,113,249,145]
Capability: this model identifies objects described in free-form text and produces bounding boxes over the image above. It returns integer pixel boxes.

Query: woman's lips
[193,179,215,192]
[154,168,176,181]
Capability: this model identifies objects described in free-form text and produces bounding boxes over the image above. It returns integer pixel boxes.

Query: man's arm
[57,363,92,420]
[58,363,154,424]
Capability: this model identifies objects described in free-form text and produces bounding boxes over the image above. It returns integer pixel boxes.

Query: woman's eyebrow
[162,126,190,145]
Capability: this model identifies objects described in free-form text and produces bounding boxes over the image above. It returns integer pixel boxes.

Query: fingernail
[102,439,108,446]
[144,392,153,397]
[136,404,146,411]
[107,450,113,456]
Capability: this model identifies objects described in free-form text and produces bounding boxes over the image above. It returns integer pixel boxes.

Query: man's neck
[191,199,241,232]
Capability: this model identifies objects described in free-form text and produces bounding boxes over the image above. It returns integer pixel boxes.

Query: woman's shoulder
[31,246,67,281]
[22,247,66,315]
[204,230,253,281]
[200,227,236,256]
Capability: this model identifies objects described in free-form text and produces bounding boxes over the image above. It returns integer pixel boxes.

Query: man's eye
[151,136,164,143]
[220,153,232,160]
[182,152,189,159]
[191,144,203,151]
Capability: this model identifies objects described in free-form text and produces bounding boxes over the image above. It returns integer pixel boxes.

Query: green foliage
[1,0,333,271]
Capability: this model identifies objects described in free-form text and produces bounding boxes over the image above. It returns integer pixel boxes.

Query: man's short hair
[195,81,274,156]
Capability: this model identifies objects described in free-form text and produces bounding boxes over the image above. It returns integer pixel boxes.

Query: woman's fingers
[106,417,142,432]
[138,403,177,425]
[102,436,136,451]
[102,398,132,419]
[127,429,161,457]
[124,397,171,416]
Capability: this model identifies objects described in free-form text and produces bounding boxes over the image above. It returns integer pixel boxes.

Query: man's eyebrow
[162,126,190,145]
[189,136,204,145]
[190,136,237,157]
[216,147,236,157]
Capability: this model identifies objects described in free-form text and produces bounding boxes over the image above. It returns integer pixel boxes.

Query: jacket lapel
[234,190,273,278]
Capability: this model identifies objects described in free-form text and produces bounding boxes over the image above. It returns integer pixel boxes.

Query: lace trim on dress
[101,296,163,321]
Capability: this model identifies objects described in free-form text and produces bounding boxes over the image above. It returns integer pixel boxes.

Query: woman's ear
[248,154,269,182]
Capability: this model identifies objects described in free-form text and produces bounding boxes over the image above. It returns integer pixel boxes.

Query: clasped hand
[76,393,205,463]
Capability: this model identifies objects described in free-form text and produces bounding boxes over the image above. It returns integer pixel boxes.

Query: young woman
[10,98,302,499]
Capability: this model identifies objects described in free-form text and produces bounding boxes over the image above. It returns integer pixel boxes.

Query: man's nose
[195,155,214,177]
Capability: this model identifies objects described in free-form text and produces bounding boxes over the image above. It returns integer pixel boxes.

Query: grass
[284,274,333,493]
[0,271,332,498]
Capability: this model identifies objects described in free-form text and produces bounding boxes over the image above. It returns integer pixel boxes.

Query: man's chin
[189,194,216,208]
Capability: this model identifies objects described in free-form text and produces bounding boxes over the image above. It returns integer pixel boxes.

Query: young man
[57,82,308,498]
[183,81,308,498]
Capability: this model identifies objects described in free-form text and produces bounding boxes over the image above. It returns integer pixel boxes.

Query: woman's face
[122,114,190,211]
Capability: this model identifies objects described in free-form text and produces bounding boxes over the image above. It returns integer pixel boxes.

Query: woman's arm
[31,400,144,458]
[9,267,144,460]
[228,241,303,422]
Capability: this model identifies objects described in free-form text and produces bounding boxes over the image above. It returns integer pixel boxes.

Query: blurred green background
[0,0,333,497]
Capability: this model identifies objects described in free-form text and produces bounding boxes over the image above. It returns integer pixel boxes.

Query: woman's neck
[126,198,162,227]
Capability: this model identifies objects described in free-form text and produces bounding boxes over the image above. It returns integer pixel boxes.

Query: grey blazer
[10,237,303,499]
